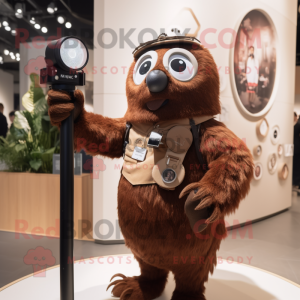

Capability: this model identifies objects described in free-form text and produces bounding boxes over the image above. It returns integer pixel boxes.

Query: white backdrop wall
[93,0,297,242]
[0,70,14,124]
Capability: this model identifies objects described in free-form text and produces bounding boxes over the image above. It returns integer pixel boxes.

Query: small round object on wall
[271,125,280,145]
[267,153,278,174]
[256,118,269,138]
[254,162,263,180]
[277,144,283,157]
[278,163,289,180]
[253,145,262,157]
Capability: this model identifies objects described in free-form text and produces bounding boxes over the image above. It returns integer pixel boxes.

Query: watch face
[162,168,176,183]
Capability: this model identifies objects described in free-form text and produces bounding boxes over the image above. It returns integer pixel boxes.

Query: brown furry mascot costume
[47,34,253,300]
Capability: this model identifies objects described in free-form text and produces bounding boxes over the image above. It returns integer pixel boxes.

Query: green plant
[0,73,60,173]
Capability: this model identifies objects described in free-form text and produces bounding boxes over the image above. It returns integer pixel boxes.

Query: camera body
[40,66,85,87]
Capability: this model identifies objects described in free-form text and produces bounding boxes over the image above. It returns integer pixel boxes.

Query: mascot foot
[107,273,167,300]
[171,290,206,300]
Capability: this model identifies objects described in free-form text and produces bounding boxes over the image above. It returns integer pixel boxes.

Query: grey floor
[1,193,300,289]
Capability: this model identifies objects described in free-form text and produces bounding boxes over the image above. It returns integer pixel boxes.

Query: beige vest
[122,116,214,186]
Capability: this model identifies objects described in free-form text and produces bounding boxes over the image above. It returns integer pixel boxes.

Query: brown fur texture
[47,44,253,300]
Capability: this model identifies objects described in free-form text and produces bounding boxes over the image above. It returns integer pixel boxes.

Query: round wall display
[253,145,262,157]
[256,118,269,138]
[267,153,277,174]
[271,125,280,145]
[278,163,289,180]
[278,144,283,157]
[254,162,263,180]
[230,9,277,117]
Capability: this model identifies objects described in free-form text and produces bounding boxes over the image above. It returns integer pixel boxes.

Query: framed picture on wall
[256,118,269,138]
[267,153,278,174]
[278,163,289,180]
[278,144,283,157]
[271,125,280,144]
[230,9,277,117]
[253,145,262,157]
[254,162,263,180]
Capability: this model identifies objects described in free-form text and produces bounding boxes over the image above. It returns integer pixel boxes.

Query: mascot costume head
[48,32,253,300]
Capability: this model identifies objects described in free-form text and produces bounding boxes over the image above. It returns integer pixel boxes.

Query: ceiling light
[15,3,24,13]
[5,26,11,31]
[15,12,23,19]
[4,49,9,55]
[65,22,72,29]
[10,52,14,56]
[29,17,35,24]
[16,57,20,61]
[11,24,17,36]
[15,3,24,18]
[34,23,41,29]
[47,2,57,14]
[41,27,48,33]
[16,53,20,57]
[57,16,65,24]
[2,17,9,27]
[0,56,3,61]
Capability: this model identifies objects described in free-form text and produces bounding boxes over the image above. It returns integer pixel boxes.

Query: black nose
[146,70,168,93]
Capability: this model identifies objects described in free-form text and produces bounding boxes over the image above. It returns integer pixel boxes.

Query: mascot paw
[47,89,84,127]
[180,183,222,233]
[107,273,166,300]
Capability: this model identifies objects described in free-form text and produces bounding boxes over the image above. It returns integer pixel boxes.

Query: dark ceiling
[0,0,93,71]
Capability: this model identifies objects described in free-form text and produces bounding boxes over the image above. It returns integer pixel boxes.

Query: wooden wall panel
[0,173,93,240]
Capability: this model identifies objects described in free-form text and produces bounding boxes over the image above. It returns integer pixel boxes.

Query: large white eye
[163,48,198,82]
[133,50,158,85]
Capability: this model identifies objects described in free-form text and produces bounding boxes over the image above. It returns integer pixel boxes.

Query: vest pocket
[124,154,138,164]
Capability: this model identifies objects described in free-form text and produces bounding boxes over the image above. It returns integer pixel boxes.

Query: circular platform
[1,254,299,300]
